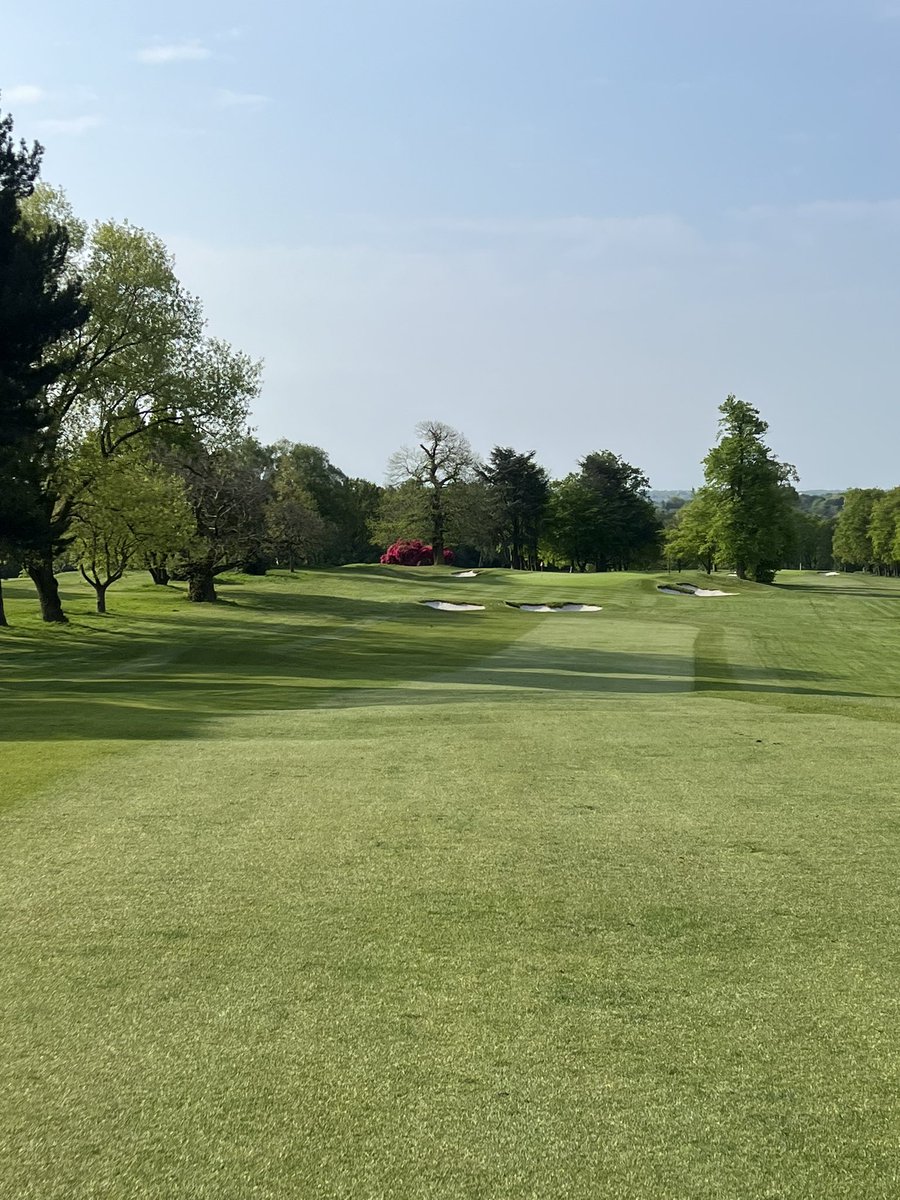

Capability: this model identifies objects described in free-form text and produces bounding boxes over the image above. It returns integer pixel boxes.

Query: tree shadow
[4,631,887,742]
[773,582,900,599]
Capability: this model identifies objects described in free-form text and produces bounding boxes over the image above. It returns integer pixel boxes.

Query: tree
[479,447,550,569]
[664,490,719,574]
[265,449,329,570]
[832,488,884,571]
[69,447,193,612]
[14,187,260,621]
[0,105,90,626]
[789,509,836,571]
[169,438,270,603]
[387,421,475,565]
[869,489,900,575]
[701,396,798,582]
[371,480,431,548]
[542,475,600,572]
[578,451,660,570]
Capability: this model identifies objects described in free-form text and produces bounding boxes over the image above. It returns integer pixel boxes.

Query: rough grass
[2,567,900,1199]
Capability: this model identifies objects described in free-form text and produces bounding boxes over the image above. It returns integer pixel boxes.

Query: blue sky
[3,0,900,487]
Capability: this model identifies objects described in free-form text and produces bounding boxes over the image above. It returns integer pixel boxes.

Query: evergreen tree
[0,103,89,624]
[480,447,550,569]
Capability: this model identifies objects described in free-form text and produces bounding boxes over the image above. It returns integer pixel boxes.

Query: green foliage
[664,490,719,572]
[169,438,270,601]
[789,509,836,571]
[832,488,884,570]
[702,395,798,582]
[542,452,659,571]
[542,474,599,570]
[265,449,329,569]
[387,421,475,564]
[69,446,193,611]
[268,442,382,564]
[869,489,900,569]
[480,447,550,569]
[0,114,89,566]
[11,186,260,620]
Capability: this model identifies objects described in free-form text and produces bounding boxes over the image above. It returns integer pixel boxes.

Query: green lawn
[2,567,899,1199]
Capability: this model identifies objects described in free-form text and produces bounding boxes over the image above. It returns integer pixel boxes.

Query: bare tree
[387,421,475,565]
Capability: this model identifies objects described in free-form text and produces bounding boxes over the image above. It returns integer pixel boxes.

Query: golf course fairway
[2,567,899,1199]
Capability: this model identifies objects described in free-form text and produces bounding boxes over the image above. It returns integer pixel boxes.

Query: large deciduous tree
[701,396,797,582]
[0,106,89,626]
[664,490,719,574]
[15,186,260,621]
[833,488,884,572]
[265,442,381,565]
[387,421,475,565]
[69,447,193,612]
[265,449,329,570]
[868,489,900,575]
[169,438,269,603]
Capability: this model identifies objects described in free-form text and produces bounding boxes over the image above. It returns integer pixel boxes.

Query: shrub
[380,539,454,566]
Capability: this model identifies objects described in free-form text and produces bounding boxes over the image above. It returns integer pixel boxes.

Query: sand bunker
[822,571,839,577]
[451,570,479,578]
[421,600,485,611]
[658,584,736,598]
[506,602,602,613]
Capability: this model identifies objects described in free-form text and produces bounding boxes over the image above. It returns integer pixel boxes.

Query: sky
[3,0,900,488]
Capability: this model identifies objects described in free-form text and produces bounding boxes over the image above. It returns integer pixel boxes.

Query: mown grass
[2,567,900,1199]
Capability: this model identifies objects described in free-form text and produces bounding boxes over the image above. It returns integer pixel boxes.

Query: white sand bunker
[659,584,736,598]
[451,570,479,578]
[421,600,485,611]
[822,571,839,577]
[506,602,602,613]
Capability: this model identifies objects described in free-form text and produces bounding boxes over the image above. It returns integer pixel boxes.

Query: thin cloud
[214,89,271,109]
[36,115,103,136]
[4,84,45,104]
[136,41,212,64]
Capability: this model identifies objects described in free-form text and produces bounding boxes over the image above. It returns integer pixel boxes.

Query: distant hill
[649,489,844,501]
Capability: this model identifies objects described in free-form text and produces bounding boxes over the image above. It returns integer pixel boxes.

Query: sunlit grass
[2,567,899,1198]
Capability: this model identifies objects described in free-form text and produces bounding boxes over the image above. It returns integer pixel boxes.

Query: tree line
[3,102,898,626]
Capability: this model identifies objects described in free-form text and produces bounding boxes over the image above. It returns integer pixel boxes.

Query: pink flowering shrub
[380,539,454,566]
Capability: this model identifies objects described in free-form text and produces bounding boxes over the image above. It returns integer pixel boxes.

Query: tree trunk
[148,565,170,585]
[187,569,217,603]
[430,488,445,565]
[0,579,8,628]
[94,584,108,614]
[26,553,67,623]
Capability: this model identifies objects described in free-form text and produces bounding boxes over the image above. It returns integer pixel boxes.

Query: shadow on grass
[773,583,900,599]
[3,630,887,741]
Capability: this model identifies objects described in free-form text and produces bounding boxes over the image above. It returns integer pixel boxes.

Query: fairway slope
[2,569,900,1199]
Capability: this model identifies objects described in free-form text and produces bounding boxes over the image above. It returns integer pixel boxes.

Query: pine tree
[0,100,89,623]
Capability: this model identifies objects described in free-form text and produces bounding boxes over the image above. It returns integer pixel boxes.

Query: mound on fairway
[421,599,486,611]
[505,601,602,613]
